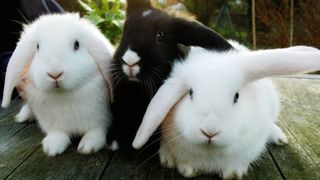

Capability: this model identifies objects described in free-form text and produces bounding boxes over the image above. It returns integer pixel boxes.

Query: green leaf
[88,13,105,25]
[111,0,121,13]
[78,0,93,12]
[112,19,124,28]
[78,0,125,45]
[101,0,110,12]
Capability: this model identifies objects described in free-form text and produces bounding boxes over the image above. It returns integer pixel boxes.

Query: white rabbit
[132,41,320,178]
[1,13,114,156]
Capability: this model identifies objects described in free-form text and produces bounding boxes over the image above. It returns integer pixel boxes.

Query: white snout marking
[122,49,141,66]
[142,10,153,17]
[122,49,141,81]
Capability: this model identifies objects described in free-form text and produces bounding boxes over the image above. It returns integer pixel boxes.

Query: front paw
[176,163,200,178]
[106,140,119,151]
[222,166,248,179]
[159,147,175,168]
[42,133,71,157]
[270,124,288,146]
[78,129,106,154]
[15,104,35,123]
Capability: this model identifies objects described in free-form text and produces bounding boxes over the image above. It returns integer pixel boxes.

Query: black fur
[107,0,233,152]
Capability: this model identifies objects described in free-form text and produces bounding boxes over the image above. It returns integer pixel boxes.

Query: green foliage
[78,0,125,45]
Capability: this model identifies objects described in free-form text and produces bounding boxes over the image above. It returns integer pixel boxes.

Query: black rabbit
[107,0,233,152]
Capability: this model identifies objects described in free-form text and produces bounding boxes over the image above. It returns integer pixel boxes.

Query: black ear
[172,19,233,51]
[177,43,191,57]
[126,0,151,14]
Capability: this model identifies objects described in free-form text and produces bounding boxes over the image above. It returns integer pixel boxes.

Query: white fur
[133,41,320,178]
[122,49,141,65]
[142,10,153,17]
[15,103,35,123]
[2,13,114,156]
[159,47,283,178]
[122,49,141,80]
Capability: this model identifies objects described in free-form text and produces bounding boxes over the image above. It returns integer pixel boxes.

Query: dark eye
[156,32,165,42]
[74,40,79,50]
[189,88,193,100]
[36,44,39,50]
[234,92,239,104]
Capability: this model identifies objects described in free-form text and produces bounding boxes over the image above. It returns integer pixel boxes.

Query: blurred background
[56,0,320,49]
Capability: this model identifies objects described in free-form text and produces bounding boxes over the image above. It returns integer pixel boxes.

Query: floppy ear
[84,26,115,102]
[126,0,151,14]
[132,79,188,149]
[1,28,36,108]
[177,43,191,57]
[172,19,233,51]
[241,46,320,82]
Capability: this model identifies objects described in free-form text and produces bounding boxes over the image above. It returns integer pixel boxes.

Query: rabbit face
[171,63,245,148]
[113,9,181,84]
[2,13,114,108]
[28,17,100,91]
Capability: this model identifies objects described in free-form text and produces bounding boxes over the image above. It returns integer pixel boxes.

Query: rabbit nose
[121,59,139,68]
[47,72,64,80]
[121,49,141,67]
[200,129,219,139]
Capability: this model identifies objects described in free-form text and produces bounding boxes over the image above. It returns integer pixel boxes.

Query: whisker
[138,135,162,153]
[142,80,149,99]
[113,75,126,91]
[17,9,30,24]
[146,78,153,98]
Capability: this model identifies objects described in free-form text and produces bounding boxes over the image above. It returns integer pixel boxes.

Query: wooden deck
[1,77,320,180]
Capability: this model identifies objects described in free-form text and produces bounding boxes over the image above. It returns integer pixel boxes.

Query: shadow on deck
[0,77,320,179]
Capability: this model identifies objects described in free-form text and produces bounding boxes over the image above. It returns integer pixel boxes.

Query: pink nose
[47,72,64,80]
[201,129,219,139]
[121,59,139,68]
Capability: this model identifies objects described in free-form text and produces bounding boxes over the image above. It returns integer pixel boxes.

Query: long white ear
[1,28,36,108]
[132,80,188,149]
[82,19,115,102]
[242,46,320,82]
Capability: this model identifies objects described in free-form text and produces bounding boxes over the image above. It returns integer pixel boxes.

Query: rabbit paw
[222,166,248,180]
[15,104,35,123]
[269,124,288,145]
[78,129,106,154]
[159,148,175,168]
[42,133,71,157]
[106,140,119,151]
[177,163,200,178]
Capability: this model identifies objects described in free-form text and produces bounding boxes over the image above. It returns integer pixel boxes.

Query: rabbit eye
[156,32,165,42]
[189,88,193,100]
[36,44,39,50]
[234,92,239,104]
[74,40,80,51]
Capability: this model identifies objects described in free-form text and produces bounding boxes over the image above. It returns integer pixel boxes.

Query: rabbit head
[112,0,233,87]
[2,13,114,108]
[133,42,320,149]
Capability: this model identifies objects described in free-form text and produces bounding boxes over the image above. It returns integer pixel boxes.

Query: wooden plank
[268,121,320,179]
[269,78,320,179]
[0,111,27,145]
[148,157,187,180]
[0,124,42,179]
[275,79,320,165]
[101,151,154,180]
[0,98,23,120]
[244,151,283,180]
[7,145,112,180]
[147,150,282,180]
